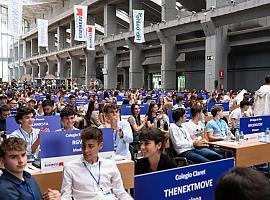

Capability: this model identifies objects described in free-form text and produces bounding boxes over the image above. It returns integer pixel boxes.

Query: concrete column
[47,60,57,77]
[9,68,13,80]
[23,40,31,58]
[57,26,67,50]
[14,46,18,61]
[70,56,81,81]
[32,65,39,80]
[70,20,79,47]
[56,56,65,78]
[204,26,229,91]
[48,32,56,52]
[18,66,25,80]
[128,0,144,89]
[84,15,96,87]
[38,62,47,78]
[84,51,96,87]
[25,66,32,75]
[31,39,38,56]
[159,0,177,90]
[123,68,129,90]
[103,4,117,89]
[31,39,38,57]
[14,66,19,80]
[19,44,23,60]
[147,73,152,89]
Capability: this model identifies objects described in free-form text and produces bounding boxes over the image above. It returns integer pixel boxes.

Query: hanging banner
[8,0,23,37]
[133,10,145,43]
[74,5,88,41]
[86,25,95,50]
[37,19,48,47]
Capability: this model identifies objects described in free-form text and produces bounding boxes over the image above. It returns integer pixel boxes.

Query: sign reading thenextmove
[135,158,234,200]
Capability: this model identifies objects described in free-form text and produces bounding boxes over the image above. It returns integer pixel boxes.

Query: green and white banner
[133,10,145,43]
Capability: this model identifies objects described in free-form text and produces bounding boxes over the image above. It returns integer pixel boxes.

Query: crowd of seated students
[0,77,269,199]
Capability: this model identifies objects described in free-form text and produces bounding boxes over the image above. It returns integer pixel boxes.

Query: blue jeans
[180,148,223,164]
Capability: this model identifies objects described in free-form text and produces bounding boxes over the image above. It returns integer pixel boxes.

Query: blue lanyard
[176,124,188,139]
[214,119,223,131]
[19,128,33,146]
[83,161,101,188]
[19,182,36,200]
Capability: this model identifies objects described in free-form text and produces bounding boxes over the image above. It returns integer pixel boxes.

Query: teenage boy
[10,106,40,161]
[61,127,133,200]
[99,103,133,159]
[59,107,79,131]
[0,137,60,200]
[206,105,231,142]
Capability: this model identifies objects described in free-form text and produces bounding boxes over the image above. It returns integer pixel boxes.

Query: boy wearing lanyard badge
[0,137,60,200]
[206,105,234,142]
[10,107,40,161]
[61,127,133,200]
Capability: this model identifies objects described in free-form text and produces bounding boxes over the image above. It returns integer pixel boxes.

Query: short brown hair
[0,137,27,158]
[103,103,119,114]
[162,102,173,115]
[211,105,223,117]
[80,127,103,144]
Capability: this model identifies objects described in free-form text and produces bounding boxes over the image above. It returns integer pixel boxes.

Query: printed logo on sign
[76,8,83,16]
[44,161,65,168]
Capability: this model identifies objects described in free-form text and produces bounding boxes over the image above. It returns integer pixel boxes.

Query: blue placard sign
[207,102,229,112]
[120,104,149,116]
[10,108,17,117]
[6,116,61,135]
[40,128,114,158]
[35,95,46,101]
[75,98,89,106]
[135,158,234,200]
[240,115,270,134]
[168,109,192,123]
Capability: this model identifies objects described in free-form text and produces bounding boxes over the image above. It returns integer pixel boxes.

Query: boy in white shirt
[61,127,133,200]
[182,106,205,140]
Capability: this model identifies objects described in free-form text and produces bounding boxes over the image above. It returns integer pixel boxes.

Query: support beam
[205,25,229,91]
[23,40,31,58]
[38,61,47,78]
[48,32,56,52]
[70,20,79,47]
[128,0,144,89]
[69,52,81,82]
[160,0,177,90]
[83,49,96,88]
[31,39,38,57]
[103,3,117,89]
[57,26,67,50]
[46,58,57,77]
[31,63,39,80]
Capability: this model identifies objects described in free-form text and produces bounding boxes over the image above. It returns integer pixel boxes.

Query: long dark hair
[146,102,157,118]
[131,103,141,126]
[84,100,95,127]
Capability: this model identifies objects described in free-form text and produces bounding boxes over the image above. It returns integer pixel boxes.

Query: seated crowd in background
[0,75,269,199]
